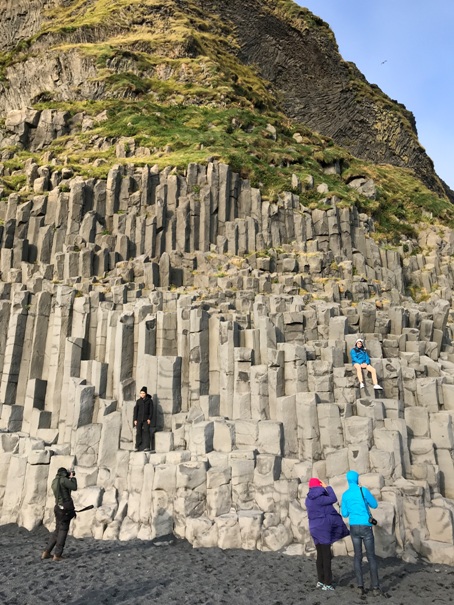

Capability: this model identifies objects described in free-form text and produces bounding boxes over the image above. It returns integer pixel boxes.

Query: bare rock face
[206,0,447,198]
[0,159,452,565]
[2,108,71,150]
[0,0,56,51]
[0,51,102,112]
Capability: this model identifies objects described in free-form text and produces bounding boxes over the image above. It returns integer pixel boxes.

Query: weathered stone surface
[0,159,452,567]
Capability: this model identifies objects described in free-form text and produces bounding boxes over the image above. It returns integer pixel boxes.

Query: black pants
[316,543,333,585]
[135,422,151,450]
[46,505,75,557]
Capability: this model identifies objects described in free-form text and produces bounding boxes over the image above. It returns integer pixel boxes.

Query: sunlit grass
[0,0,451,247]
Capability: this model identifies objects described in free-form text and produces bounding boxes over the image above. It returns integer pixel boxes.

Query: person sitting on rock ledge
[350,338,383,390]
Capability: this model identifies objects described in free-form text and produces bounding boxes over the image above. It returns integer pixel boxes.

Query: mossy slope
[0,0,452,243]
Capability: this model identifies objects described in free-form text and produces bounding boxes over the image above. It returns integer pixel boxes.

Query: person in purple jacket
[305,478,350,591]
[350,338,383,390]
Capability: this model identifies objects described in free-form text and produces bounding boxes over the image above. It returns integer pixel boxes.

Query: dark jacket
[306,485,350,545]
[133,394,154,426]
[52,469,77,506]
[341,470,378,526]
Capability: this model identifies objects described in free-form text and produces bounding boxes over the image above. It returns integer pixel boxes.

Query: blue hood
[346,470,359,484]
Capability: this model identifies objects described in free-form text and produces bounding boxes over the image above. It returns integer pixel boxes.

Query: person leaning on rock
[42,467,77,562]
[133,386,154,451]
[305,478,349,591]
[350,338,383,390]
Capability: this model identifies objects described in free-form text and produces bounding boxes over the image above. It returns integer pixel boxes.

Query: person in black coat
[42,467,77,561]
[133,386,154,451]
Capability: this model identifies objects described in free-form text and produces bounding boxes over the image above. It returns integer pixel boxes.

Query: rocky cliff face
[1,0,454,568]
[0,0,450,199]
[0,0,54,51]
[206,0,447,198]
[0,158,453,564]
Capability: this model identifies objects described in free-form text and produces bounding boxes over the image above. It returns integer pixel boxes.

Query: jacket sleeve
[146,397,153,421]
[62,477,77,492]
[364,351,371,365]
[350,348,359,364]
[133,401,138,422]
[364,487,378,509]
[340,495,349,517]
[316,486,338,506]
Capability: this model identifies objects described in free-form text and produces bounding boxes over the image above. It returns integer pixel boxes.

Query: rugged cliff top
[0,0,453,242]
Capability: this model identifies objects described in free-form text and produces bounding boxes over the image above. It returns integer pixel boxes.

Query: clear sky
[296,0,454,191]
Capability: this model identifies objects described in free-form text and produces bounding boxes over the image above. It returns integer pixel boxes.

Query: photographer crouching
[41,467,77,561]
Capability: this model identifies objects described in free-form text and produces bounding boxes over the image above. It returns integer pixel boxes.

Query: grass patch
[265,0,336,41]
[1,173,27,193]
[344,160,454,241]
[12,93,452,246]
[0,0,450,248]
[0,39,31,82]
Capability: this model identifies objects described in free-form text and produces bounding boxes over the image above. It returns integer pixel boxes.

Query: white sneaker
[360,382,365,388]
[374,384,383,390]
[316,582,324,589]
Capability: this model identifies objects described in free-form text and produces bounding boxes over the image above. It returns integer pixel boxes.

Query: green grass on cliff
[18,95,454,245]
[264,0,336,40]
[40,0,275,110]
[31,98,341,197]
[0,0,453,244]
[345,160,454,240]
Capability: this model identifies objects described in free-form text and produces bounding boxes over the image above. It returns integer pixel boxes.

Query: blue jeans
[350,525,379,589]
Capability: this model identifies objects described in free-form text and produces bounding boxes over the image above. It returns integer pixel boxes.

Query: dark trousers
[315,543,333,585]
[46,505,74,557]
[350,525,379,589]
[135,422,151,450]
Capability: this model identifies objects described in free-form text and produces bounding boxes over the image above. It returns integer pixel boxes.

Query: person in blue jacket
[341,471,380,596]
[306,478,349,591]
[350,338,383,390]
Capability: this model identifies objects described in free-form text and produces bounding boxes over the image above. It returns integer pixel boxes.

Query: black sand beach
[0,525,452,605]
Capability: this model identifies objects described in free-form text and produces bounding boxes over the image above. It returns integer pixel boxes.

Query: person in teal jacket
[350,338,383,390]
[341,471,381,596]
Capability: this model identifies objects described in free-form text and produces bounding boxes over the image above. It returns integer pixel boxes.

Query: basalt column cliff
[0,0,454,566]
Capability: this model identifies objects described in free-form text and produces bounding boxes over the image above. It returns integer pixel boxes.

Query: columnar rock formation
[1,152,454,566]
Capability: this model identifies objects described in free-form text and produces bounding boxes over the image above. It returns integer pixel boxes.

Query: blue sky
[296,1,454,190]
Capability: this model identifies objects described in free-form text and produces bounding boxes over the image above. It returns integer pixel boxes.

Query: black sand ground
[0,524,452,605]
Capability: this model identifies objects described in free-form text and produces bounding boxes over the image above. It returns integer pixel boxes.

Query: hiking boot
[373,384,383,390]
[53,555,64,561]
[371,588,384,597]
[41,551,51,560]
[322,585,335,591]
[356,587,366,596]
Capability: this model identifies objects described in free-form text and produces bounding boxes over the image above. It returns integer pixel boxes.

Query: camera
[68,469,75,477]
[369,515,377,525]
